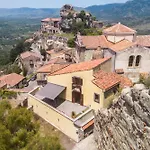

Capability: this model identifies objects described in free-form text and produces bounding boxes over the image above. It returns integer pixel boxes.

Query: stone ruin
[94,84,150,150]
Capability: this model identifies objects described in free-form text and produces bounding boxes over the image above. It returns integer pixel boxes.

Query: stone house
[41,18,61,34]
[18,51,43,74]
[75,23,150,82]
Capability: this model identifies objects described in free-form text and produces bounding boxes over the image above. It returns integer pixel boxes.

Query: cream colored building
[28,58,132,142]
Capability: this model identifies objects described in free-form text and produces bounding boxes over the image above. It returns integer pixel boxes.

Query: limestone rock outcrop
[94,84,150,150]
[59,4,96,32]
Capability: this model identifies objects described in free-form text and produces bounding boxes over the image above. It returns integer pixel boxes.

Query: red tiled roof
[82,119,94,130]
[41,18,61,22]
[78,35,113,49]
[93,70,133,91]
[0,81,7,89]
[103,22,136,34]
[136,35,150,47]
[37,63,69,73]
[20,51,40,60]
[47,57,67,64]
[0,73,25,87]
[50,58,111,76]
[109,40,136,52]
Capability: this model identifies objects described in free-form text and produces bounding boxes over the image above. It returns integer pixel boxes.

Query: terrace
[30,82,90,120]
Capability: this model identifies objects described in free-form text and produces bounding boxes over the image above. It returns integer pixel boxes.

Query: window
[30,60,34,68]
[94,93,100,103]
[30,60,33,65]
[72,77,83,86]
[135,55,141,67]
[128,55,135,67]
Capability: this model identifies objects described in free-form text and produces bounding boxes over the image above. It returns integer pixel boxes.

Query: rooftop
[136,35,150,47]
[109,40,136,52]
[31,84,90,120]
[93,70,133,91]
[0,73,25,88]
[77,34,113,49]
[57,101,87,118]
[50,58,110,76]
[103,22,136,34]
[0,81,7,89]
[41,18,61,22]
[20,51,41,60]
[37,63,69,73]
[46,57,68,64]
[46,49,65,58]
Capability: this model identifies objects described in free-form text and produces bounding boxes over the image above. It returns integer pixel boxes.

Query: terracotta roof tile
[136,35,150,47]
[103,22,136,34]
[109,40,136,52]
[46,57,68,64]
[50,58,110,76]
[0,81,7,89]
[93,70,133,91]
[78,35,113,49]
[20,51,40,60]
[82,119,94,130]
[0,73,25,87]
[37,63,69,73]
[41,18,61,22]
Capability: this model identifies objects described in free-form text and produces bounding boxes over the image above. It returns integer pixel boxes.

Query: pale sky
[0,0,128,8]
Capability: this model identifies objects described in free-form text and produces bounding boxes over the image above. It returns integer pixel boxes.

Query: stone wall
[94,84,150,150]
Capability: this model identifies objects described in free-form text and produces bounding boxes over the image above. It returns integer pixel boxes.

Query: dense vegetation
[86,0,150,34]
[0,18,40,68]
[0,100,64,150]
[1,0,150,67]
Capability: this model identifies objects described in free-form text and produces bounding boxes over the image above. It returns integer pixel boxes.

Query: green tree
[25,135,64,150]
[0,100,64,150]
[5,63,22,74]
[10,40,32,62]
[22,65,28,77]
[67,38,75,48]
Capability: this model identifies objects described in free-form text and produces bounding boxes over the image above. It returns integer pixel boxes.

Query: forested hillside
[0,18,40,67]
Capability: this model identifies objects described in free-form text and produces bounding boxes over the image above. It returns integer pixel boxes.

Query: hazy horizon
[0,0,128,8]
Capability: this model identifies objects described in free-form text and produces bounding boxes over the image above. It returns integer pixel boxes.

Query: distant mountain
[86,0,150,22]
[0,0,150,32]
[86,3,123,21]
[0,7,60,18]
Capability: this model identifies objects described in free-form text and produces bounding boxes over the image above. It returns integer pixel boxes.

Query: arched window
[128,55,135,67]
[135,55,141,67]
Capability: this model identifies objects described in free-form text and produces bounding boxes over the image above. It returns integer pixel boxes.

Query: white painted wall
[115,46,150,73]
[107,35,134,43]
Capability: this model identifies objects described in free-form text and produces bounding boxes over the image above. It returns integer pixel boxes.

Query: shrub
[67,38,75,48]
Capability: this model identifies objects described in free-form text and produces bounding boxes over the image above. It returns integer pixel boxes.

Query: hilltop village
[1,4,150,149]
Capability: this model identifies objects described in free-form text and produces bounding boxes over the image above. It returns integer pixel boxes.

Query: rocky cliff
[94,84,150,150]
[59,4,101,32]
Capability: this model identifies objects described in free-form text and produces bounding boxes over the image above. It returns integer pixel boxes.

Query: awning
[82,119,94,130]
[35,82,66,100]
